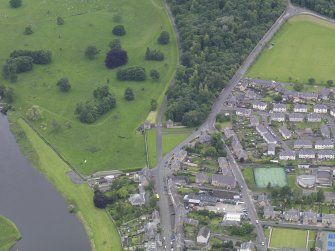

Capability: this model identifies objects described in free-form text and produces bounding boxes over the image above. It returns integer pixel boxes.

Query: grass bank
[2,0,178,175]
[11,116,121,251]
[0,215,21,251]
[247,15,335,85]
[162,133,191,156]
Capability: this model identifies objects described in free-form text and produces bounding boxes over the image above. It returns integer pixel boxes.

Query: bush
[0,86,14,103]
[57,17,64,25]
[124,87,134,101]
[9,0,21,8]
[150,69,160,80]
[117,67,146,81]
[150,99,157,111]
[7,56,33,73]
[56,78,71,92]
[85,45,100,60]
[157,31,170,44]
[145,48,164,61]
[112,25,126,36]
[10,50,52,64]
[104,48,128,69]
[109,39,121,50]
[23,25,33,35]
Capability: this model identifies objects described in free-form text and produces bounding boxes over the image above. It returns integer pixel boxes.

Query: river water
[0,114,90,251]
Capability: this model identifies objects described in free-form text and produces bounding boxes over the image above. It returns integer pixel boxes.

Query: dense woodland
[166,0,285,126]
[291,0,335,18]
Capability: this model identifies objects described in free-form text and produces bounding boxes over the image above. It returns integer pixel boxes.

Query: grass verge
[0,215,21,251]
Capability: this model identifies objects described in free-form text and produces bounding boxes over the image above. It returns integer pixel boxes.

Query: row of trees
[3,49,52,82]
[75,85,116,123]
[291,0,335,18]
[165,0,285,126]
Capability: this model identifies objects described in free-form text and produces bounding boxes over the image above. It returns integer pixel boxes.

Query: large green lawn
[247,15,335,85]
[270,228,307,249]
[2,0,178,175]
[0,215,21,251]
[13,117,121,251]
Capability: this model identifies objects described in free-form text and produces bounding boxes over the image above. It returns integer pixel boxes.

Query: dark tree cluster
[85,45,100,60]
[229,223,254,236]
[145,48,164,61]
[105,48,128,69]
[75,85,116,123]
[291,0,335,18]
[0,85,14,103]
[9,0,21,8]
[124,87,134,101]
[157,31,170,44]
[112,25,126,36]
[3,50,52,82]
[117,67,146,81]
[93,191,114,209]
[165,0,285,126]
[56,78,71,92]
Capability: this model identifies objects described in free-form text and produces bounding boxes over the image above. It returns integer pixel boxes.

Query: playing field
[247,15,335,85]
[2,0,178,175]
[269,228,308,249]
[254,167,287,188]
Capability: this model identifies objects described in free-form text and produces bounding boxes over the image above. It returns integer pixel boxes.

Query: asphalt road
[153,1,335,250]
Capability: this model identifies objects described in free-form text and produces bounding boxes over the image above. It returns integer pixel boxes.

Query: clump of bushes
[145,48,164,61]
[117,67,146,81]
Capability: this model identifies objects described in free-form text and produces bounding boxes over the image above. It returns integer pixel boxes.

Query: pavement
[153,1,335,250]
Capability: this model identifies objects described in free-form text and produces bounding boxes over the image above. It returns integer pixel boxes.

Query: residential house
[256,124,277,144]
[218,157,231,176]
[250,115,259,127]
[316,169,332,186]
[253,101,267,111]
[294,104,308,113]
[294,139,313,149]
[318,150,335,160]
[330,109,335,118]
[257,194,268,207]
[199,130,211,144]
[314,104,328,114]
[238,81,248,91]
[144,120,151,130]
[315,139,334,149]
[298,149,316,159]
[183,194,217,206]
[279,150,296,160]
[301,92,318,101]
[322,214,335,226]
[271,112,285,122]
[279,126,292,139]
[211,174,236,189]
[246,89,257,100]
[264,205,277,220]
[288,113,305,122]
[303,211,317,224]
[297,175,316,189]
[196,226,211,245]
[239,241,255,251]
[129,193,145,206]
[175,149,187,162]
[320,124,331,138]
[223,128,235,139]
[307,113,322,123]
[273,103,287,112]
[196,173,209,185]
[268,144,276,155]
[231,136,248,161]
[284,208,300,222]
[166,119,174,128]
[319,88,330,100]
[236,108,252,117]
[170,159,181,172]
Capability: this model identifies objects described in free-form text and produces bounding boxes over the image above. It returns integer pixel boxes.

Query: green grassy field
[254,167,287,188]
[13,117,121,251]
[146,129,157,168]
[247,15,335,85]
[270,228,308,249]
[0,215,21,251]
[2,0,178,175]
[162,133,191,156]
[242,167,257,190]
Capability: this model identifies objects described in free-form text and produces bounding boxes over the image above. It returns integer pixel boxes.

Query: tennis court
[254,167,287,188]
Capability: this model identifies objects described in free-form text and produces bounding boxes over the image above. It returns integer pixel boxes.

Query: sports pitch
[254,167,287,188]
[269,228,308,249]
[247,15,335,85]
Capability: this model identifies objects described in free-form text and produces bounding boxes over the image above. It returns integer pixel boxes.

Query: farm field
[247,15,335,85]
[12,116,121,251]
[162,133,191,156]
[2,0,178,175]
[254,167,287,188]
[269,228,310,249]
[0,215,21,251]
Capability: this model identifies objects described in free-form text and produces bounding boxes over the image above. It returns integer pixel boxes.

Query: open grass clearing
[247,15,335,86]
[254,167,287,188]
[0,215,21,251]
[269,228,308,249]
[13,117,121,251]
[2,0,178,175]
[162,133,191,156]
